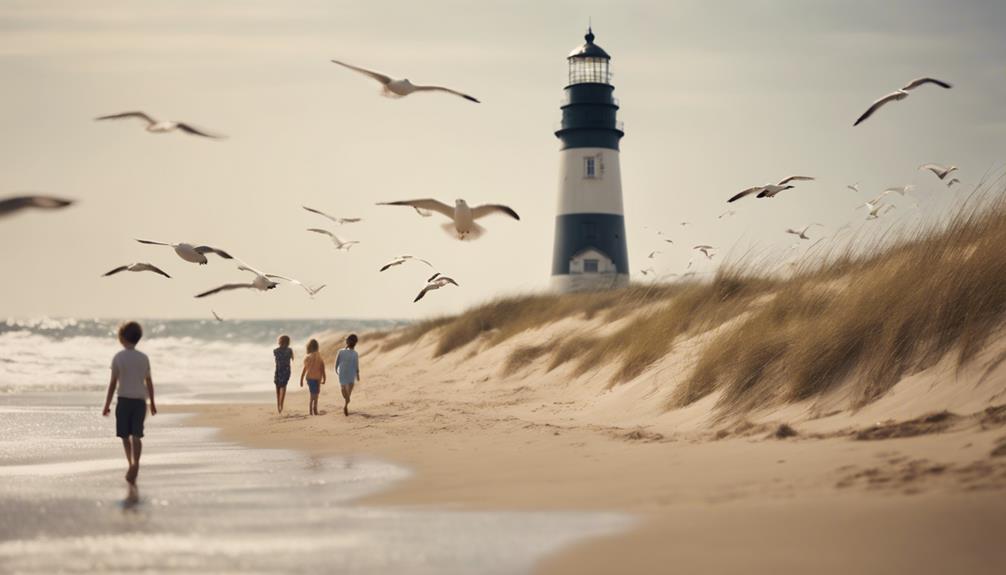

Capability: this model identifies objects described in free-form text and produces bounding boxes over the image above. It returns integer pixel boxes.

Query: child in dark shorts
[300,339,325,416]
[273,335,294,414]
[102,321,156,485]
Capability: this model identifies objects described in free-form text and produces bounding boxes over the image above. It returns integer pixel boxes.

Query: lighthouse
[551,27,629,292]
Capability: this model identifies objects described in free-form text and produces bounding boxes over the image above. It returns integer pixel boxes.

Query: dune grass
[677,187,1006,410]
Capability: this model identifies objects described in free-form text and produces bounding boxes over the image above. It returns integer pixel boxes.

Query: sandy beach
[188,320,1006,574]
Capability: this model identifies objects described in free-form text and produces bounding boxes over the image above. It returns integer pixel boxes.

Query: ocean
[0,318,629,574]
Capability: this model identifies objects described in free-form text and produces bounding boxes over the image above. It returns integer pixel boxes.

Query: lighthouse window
[583,259,599,273]
[584,157,596,179]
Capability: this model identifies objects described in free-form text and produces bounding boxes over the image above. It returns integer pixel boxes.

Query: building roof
[567,27,610,60]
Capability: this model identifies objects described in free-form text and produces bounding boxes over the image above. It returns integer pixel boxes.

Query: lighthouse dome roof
[567,28,610,59]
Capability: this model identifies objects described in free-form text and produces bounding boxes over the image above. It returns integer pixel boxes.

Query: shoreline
[182,395,1006,574]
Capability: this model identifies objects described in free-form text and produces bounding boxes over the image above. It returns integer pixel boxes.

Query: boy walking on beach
[335,334,361,417]
[300,339,326,416]
[102,321,156,485]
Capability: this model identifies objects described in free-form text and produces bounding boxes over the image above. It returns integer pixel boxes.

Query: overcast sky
[2,0,1004,320]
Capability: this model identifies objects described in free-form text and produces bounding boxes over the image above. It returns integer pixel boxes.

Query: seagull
[882,185,914,196]
[331,59,480,103]
[663,239,674,244]
[414,274,459,302]
[647,250,661,259]
[847,183,860,193]
[307,284,327,297]
[639,267,655,276]
[302,206,362,225]
[212,310,224,322]
[919,163,958,180]
[947,178,961,187]
[103,263,171,278]
[680,221,690,227]
[306,228,359,250]
[718,210,736,219]
[195,264,311,298]
[693,245,716,259]
[728,176,814,202]
[853,77,952,126]
[785,224,823,240]
[135,239,233,265]
[860,200,886,220]
[378,198,520,240]
[94,111,224,139]
[380,255,434,272]
[0,195,74,218]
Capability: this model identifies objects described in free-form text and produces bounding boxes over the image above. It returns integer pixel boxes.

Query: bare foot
[125,464,138,485]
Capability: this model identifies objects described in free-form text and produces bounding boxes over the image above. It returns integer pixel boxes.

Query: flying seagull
[853,77,952,126]
[306,228,359,250]
[331,59,480,103]
[103,263,171,278]
[212,310,224,322]
[378,198,520,240]
[860,200,886,220]
[882,185,915,197]
[693,245,716,259]
[718,210,736,219]
[947,178,961,187]
[640,267,655,276]
[195,264,311,298]
[847,183,860,193]
[302,206,362,225]
[728,176,814,202]
[306,284,327,297]
[785,224,823,240]
[919,163,958,180]
[647,250,661,259]
[663,239,674,244]
[94,111,224,139]
[0,195,74,218]
[136,239,233,265]
[414,274,459,302]
[380,255,434,272]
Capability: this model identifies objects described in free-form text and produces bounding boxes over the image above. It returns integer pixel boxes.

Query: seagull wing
[134,263,171,278]
[195,283,256,298]
[135,238,171,247]
[471,204,520,221]
[379,199,454,218]
[308,284,327,296]
[102,265,130,277]
[410,84,480,103]
[427,272,441,282]
[379,259,403,272]
[175,123,225,139]
[901,77,952,91]
[94,111,156,125]
[212,310,224,321]
[307,227,336,238]
[330,60,393,85]
[439,276,459,287]
[777,175,815,185]
[0,195,74,216]
[727,187,763,203]
[413,207,433,217]
[413,285,433,302]
[265,274,314,294]
[337,217,362,224]
[302,205,339,223]
[853,91,906,126]
[194,245,233,259]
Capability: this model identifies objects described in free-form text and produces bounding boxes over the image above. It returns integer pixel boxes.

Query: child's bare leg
[126,437,142,484]
[121,438,134,481]
[278,387,287,413]
[341,384,353,416]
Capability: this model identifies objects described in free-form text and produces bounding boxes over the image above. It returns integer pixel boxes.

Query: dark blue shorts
[115,397,146,438]
[307,379,320,394]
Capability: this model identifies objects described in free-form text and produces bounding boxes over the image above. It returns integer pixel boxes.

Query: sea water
[0,318,630,574]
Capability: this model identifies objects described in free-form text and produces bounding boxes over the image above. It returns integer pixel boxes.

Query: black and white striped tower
[551,27,628,292]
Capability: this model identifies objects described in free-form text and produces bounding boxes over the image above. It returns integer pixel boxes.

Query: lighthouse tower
[551,27,628,292]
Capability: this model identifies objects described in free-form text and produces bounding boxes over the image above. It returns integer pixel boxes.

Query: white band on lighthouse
[556,147,624,216]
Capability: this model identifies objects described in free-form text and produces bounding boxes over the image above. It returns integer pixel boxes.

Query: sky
[1,0,1005,320]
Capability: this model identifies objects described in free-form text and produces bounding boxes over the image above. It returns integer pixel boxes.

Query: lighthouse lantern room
[551,28,629,292]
